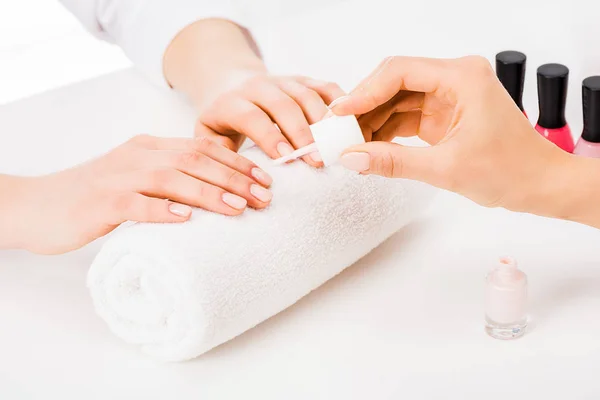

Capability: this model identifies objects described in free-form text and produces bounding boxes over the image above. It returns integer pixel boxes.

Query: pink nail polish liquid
[485,257,528,340]
[535,63,574,153]
[574,76,600,157]
[496,51,527,116]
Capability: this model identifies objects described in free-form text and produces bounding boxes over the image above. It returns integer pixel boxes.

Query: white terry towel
[88,147,435,361]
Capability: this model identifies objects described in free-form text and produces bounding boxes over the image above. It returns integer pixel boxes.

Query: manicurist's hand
[0,135,272,254]
[331,56,575,216]
[163,19,346,167]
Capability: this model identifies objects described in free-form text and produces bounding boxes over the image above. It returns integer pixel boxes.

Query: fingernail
[222,193,247,210]
[250,184,273,202]
[169,203,192,217]
[339,152,370,172]
[251,167,273,186]
[309,151,322,162]
[277,142,294,157]
[328,95,350,109]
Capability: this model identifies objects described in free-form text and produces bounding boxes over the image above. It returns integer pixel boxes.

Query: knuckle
[192,136,215,153]
[175,150,204,169]
[225,170,244,187]
[146,168,171,191]
[381,152,401,178]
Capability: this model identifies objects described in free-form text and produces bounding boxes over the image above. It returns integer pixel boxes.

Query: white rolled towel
[88,147,435,361]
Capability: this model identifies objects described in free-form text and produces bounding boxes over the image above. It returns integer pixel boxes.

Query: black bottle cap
[537,63,569,129]
[496,51,526,111]
[581,76,600,143]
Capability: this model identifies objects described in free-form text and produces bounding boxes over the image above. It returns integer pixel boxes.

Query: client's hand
[194,72,346,167]
[331,56,569,214]
[6,135,272,254]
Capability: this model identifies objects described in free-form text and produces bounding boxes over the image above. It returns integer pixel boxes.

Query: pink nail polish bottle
[574,76,600,157]
[496,51,527,116]
[535,64,575,153]
[485,257,528,340]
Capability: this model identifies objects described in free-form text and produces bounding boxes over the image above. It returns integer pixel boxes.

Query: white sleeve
[58,0,241,87]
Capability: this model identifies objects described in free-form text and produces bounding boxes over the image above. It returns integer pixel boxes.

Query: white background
[3,1,600,399]
[0,0,130,105]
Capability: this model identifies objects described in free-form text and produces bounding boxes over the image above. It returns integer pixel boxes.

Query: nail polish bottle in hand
[535,63,574,153]
[574,76,600,158]
[496,51,527,116]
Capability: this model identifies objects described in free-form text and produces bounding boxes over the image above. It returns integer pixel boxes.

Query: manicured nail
[222,193,247,210]
[250,184,273,202]
[169,203,192,217]
[328,95,350,109]
[277,142,294,157]
[339,152,370,172]
[251,167,273,186]
[309,151,322,162]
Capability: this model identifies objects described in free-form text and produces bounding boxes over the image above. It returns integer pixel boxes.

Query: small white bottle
[273,115,365,167]
[485,257,528,340]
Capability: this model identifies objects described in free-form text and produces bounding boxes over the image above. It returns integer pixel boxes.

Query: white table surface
[2,1,600,398]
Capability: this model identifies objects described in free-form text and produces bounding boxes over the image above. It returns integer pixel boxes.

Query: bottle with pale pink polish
[573,76,600,157]
[485,257,528,340]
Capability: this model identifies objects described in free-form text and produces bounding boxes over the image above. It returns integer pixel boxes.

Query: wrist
[163,18,266,108]
[0,175,38,250]
[517,150,600,227]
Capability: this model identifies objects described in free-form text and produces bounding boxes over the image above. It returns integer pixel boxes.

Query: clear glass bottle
[485,257,528,340]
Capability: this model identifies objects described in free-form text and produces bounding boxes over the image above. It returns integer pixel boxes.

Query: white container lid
[310,115,365,166]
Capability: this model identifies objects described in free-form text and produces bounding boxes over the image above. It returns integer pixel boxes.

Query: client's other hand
[194,72,346,167]
[13,135,272,254]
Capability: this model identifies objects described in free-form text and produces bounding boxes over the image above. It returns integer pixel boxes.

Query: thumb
[339,141,436,182]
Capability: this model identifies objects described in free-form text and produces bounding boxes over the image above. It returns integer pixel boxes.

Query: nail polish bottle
[535,63,575,153]
[485,257,528,340]
[273,115,365,166]
[574,76,600,157]
[496,51,527,116]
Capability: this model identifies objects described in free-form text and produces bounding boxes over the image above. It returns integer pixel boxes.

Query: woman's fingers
[331,56,449,116]
[109,193,192,224]
[293,76,346,105]
[194,121,242,151]
[203,96,296,161]
[276,78,329,124]
[130,135,272,187]
[127,168,248,216]
[149,149,272,209]
[246,81,321,166]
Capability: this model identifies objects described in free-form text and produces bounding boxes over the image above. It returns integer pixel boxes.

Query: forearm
[163,19,266,110]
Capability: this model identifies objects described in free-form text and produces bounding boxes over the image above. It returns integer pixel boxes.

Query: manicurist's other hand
[331,56,573,216]
[1,135,272,254]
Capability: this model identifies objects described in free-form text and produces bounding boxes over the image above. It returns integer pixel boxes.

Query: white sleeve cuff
[117,0,242,88]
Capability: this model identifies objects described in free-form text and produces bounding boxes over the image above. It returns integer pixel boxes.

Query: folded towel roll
[88,148,435,361]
